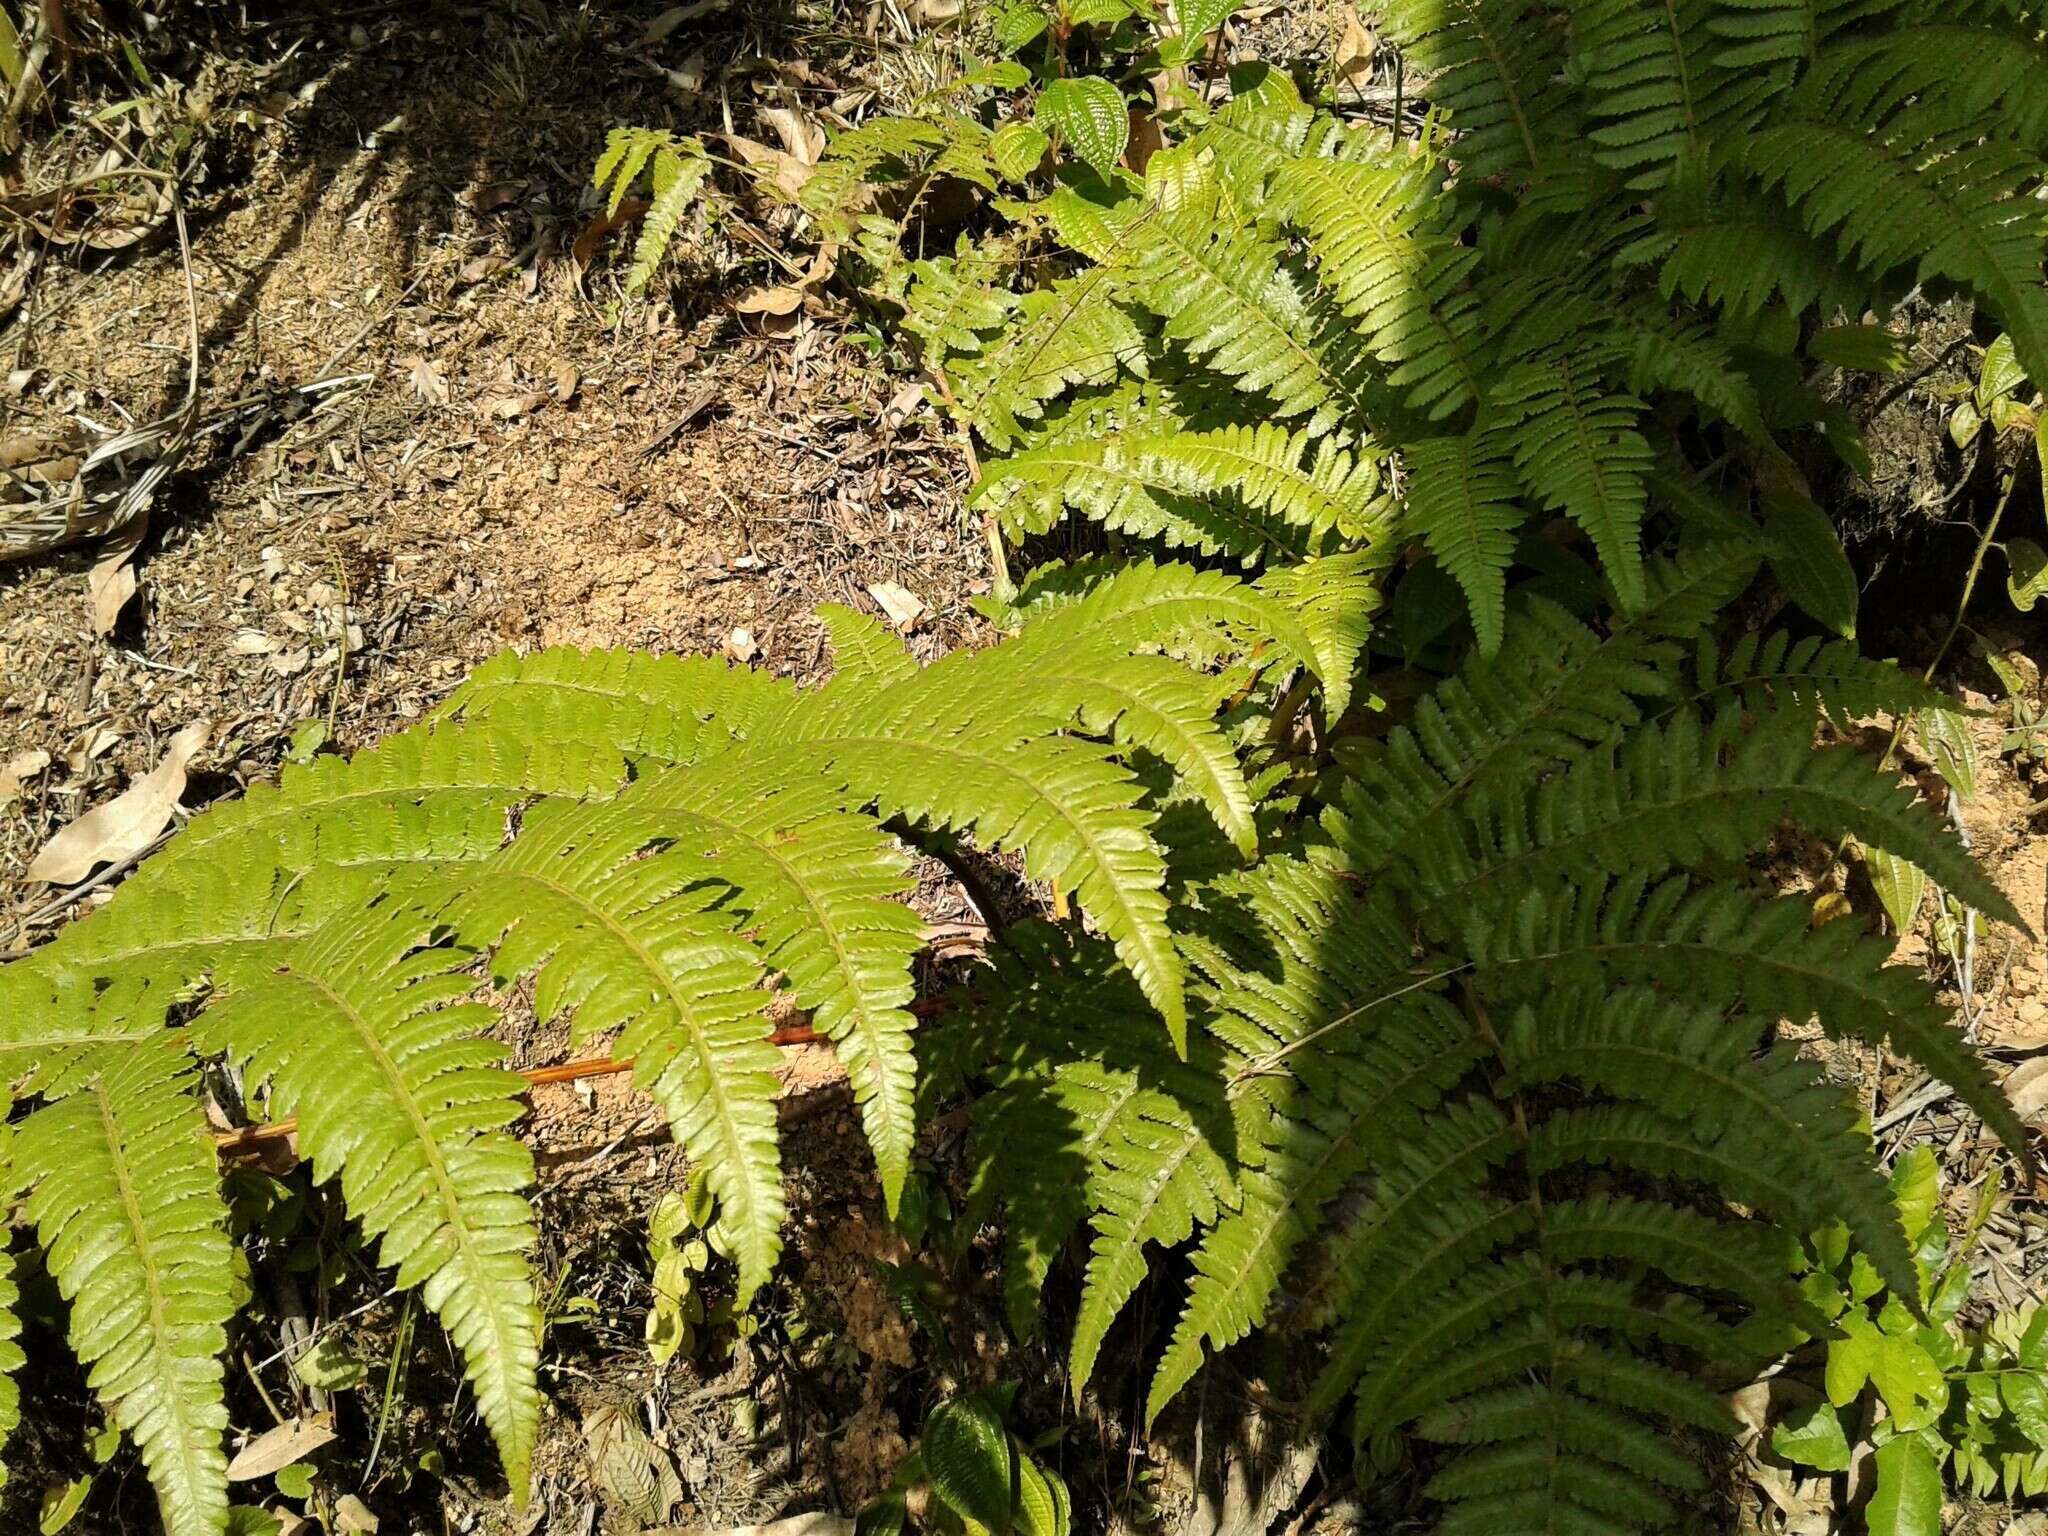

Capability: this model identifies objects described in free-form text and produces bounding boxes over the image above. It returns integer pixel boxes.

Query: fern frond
[1401,430,1523,655]
[1467,872,2030,1159]
[1128,151,1380,434]
[1707,0,1893,66]
[1375,0,1575,183]
[0,1116,18,1484]
[629,142,712,294]
[1739,125,2048,383]
[1796,26,2048,150]
[15,1041,234,1536]
[614,771,925,1215]
[949,268,1149,449]
[196,903,544,1496]
[1487,351,1652,608]
[1682,627,1955,726]
[1574,0,1778,184]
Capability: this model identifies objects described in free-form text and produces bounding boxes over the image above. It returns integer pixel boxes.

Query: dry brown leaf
[705,1518,856,1536]
[760,106,826,166]
[226,1414,336,1482]
[735,284,806,317]
[483,391,550,420]
[644,0,727,42]
[725,626,759,662]
[867,580,928,633]
[2005,1056,2048,1124]
[26,720,208,885]
[1335,3,1377,84]
[726,133,814,200]
[456,253,506,285]
[553,361,580,403]
[231,631,277,655]
[333,1493,379,1533]
[6,748,49,783]
[89,514,147,635]
[570,200,650,289]
[665,50,708,95]
[403,355,448,406]
[881,382,925,433]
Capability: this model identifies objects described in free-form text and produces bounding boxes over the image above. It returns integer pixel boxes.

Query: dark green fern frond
[197,902,544,1497]
[1574,0,1779,186]
[1400,430,1524,655]
[1486,350,1652,609]
[15,1041,236,1536]
[1375,0,1577,184]
[1466,872,2029,1158]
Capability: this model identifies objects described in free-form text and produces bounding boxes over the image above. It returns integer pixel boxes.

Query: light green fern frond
[196,903,544,1497]
[1401,430,1523,655]
[15,1041,235,1536]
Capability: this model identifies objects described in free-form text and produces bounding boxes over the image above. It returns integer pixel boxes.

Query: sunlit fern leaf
[1129,149,1380,436]
[1266,151,1488,419]
[1486,350,1651,609]
[612,771,925,1216]
[443,647,794,762]
[1256,549,1391,722]
[15,1041,235,1536]
[629,142,712,294]
[1465,872,2030,1161]
[949,267,1149,450]
[1401,430,1523,655]
[445,798,788,1287]
[901,244,1018,359]
[195,903,544,1498]
[817,603,920,688]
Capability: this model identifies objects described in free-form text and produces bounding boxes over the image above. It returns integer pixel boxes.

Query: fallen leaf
[569,198,653,291]
[665,50,707,95]
[1335,3,1377,84]
[881,382,925,433]
[2006,1057,2048,1124]
[643,0,726,42]
[232,631,277,655]
[867,580,928,633]
[26,720,208,885]
[553,361,580,403]
[726,133,814,200]
[456,254,506,285]
[483,391,550,420]
[403,355,448,406]
[760,106,826,166]
[226,1416,336,1483]
[332,1494,379,1533]
[909,0,962,20]
[725,627,759,662]
[271,647,311,677]
[735,284,805,316]
[89,515,147,635]
[707,1518,855,1536]
[7,748,50,782]
[469,180,527,212]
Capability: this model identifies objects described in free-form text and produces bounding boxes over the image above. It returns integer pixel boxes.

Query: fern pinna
[0,562,1334,1533]
[956,538,2026,1534]
[855,0,2048,653]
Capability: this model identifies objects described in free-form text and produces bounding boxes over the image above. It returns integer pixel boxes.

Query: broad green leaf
[995,1,1051,51]
[1828,1315,1879,1405]
[1949,398,1983,447]
[855,1491,909,1536]
[992,121,1052,182]
[1888,1146,1940,1243]
[1763,489,1856,638]
[1918,708,1978,800]
[38,1479,90,1534]
[274,1464,315,1500]
[1869,1332,1946,1420]
[1867,1436,1943,1536]
[924,1395,1015,1532]
[1178,0,1245,38]
[1013,1442,1070,1536]
[290,1338,368,1392]
[1771,1398,1851,1471]
[959,60,1034,90]
[226,1511,282,1536]
[1978,334,2026,409]
[1864,844,1926,940]
[2003,1375,2048,1445]
[1035,77,1130,177]
[2009,537,2048,613]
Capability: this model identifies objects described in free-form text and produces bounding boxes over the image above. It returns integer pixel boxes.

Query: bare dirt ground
[1,4,2046,1535]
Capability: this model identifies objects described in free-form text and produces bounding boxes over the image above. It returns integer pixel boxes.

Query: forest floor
[0,4,2044,1535]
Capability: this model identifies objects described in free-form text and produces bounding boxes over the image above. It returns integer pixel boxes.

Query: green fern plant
[817,0,2048,661]
[0,562,1331,1533]
[953,535,2030,1533]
